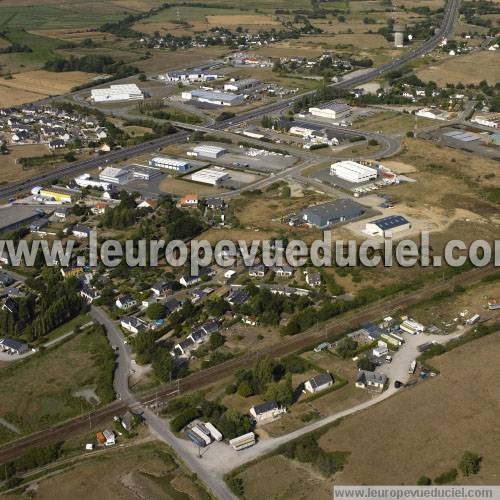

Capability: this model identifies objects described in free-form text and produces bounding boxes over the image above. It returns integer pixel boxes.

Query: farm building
[365,215,411,237]
[91,84,144,103]
[301,199,365,228]
[224,78,260,92]
[192,145,227,159]
[181,89,245,107]
[305,373,333,394]
[308,102,351,120]
[149,157,191,172]
[330,160,378,184]
[191,168,229,186]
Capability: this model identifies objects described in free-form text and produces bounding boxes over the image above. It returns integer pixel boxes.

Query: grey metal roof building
[301,199,365,228]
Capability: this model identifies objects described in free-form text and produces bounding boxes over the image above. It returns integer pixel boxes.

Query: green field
[0,2,136,30]
[0,325,114,442]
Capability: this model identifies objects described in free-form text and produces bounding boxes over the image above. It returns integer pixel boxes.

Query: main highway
[0,0,460,201]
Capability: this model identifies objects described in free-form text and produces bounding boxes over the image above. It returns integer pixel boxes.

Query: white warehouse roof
[331,160,378,181]
[151,157,189,167]
[91,84,144,102]
[100,166,128,179]
[192,145,227,156]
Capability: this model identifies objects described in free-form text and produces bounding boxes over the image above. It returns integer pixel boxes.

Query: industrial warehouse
[181,89,245,107]
[149,157,191,172]
[91,84,144,103]
[190,168,230,186]
[330,160,378,184]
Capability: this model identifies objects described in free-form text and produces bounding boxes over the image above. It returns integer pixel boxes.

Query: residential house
[120,316,148,334]
[2,297,18,314]
[48,139,66,149]
[242,315,258,326]
[227,287,250,306]
[29,218,49,233]
[250,401,286,423]
[80,285,101,304]
[205,197,225,210]
[102,429,115,446]
[72,224,91,238]
[305,271,321,287]
[115,295,137,310]
[137,199,157,210]
[248,264,266,278]
[180,194,199,207]
[304,373,334,394]
[54,206,69,220]
[150,281,173,297]
[273,265,295,278]
[91,202,108,215]
[355,370,388,391]
[0,337,28,355]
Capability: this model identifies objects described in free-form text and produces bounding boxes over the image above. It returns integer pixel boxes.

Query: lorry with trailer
[229,432,256,451]
[191,426,211,446]
[185,429,207,447]
[205,422,223,441]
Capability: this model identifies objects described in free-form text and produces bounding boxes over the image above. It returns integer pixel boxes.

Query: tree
[357,357,376,371]
[264,376,293,406]
[336,337,358,359]
[209,332,225,350]
[459,452,481,476]
[237,380,254,397]
[146,303,166,320]
[152,347,172,382]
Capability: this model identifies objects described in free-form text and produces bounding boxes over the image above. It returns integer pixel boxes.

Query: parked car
[394,380,403,389]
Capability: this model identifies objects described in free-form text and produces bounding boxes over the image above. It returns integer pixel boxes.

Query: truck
[205,422,223,442]
[408,360,417,374]
[417,341,433,353]
[229,432,256,451]
[191,426,211,446]
[185,429,207,448]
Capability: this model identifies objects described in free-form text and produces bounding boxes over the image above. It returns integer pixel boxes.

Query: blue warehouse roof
[372,215,409,230]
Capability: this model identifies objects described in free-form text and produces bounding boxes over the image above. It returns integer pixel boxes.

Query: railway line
[0,263,492,464]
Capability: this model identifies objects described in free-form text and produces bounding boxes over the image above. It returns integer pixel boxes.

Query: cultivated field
[417,51,500,85]
[0,85,46,108]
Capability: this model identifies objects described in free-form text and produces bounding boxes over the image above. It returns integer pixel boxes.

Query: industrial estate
[0,0,498,498]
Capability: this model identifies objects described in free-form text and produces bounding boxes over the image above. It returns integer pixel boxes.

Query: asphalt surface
[0,0,460,201]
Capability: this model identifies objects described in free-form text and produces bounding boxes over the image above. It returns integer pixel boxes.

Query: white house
[355,370,387,391]
[304,373,333,394]
[120,316,147,334]
[250,401,286,423]
[102,429,116,446]
[115,295,137,310]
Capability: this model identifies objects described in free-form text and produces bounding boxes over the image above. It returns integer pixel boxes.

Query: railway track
[0,264,493,464]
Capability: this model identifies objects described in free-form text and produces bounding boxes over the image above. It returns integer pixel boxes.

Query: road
[90,306,237,500]
[0,0,460,201]
[0,265,492,467]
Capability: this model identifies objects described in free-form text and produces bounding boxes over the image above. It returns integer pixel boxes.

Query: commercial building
[75,173,111,191]
[416,107,449,121]
[308,102,351,120]
[301,199,366,228]
[149,156,191,172]
[91,84,144,103]
[191,145,227,159]
[191,168,230,186]
[471,114,500,129]
[0,206,47,235]
[181,89,245,107]
[129,165,162,181]
[365,215,411,237]
[224,78,260,92]
[99,166,130,185]
[330,160,378,184]
[39,186,79,203]
[164,69,219,82]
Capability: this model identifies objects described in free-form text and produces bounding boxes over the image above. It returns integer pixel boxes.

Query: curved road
[0,0,460,201]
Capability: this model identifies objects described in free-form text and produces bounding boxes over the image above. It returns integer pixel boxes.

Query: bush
[170,407,200,433]
[459,451,481,476]
[434,468,458,485]
[417,476,432,485]
[237,380,254,397]
[227,476,244,496]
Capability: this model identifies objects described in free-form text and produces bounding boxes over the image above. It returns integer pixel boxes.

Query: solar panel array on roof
[443,130,480,142]
[373,215,409,230]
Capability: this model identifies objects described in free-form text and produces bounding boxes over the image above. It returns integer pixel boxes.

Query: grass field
[416,51,500,85]
[0,144,51,183]
[0,326,114,440]
[2,441,211,500]
[352,111,438,134]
